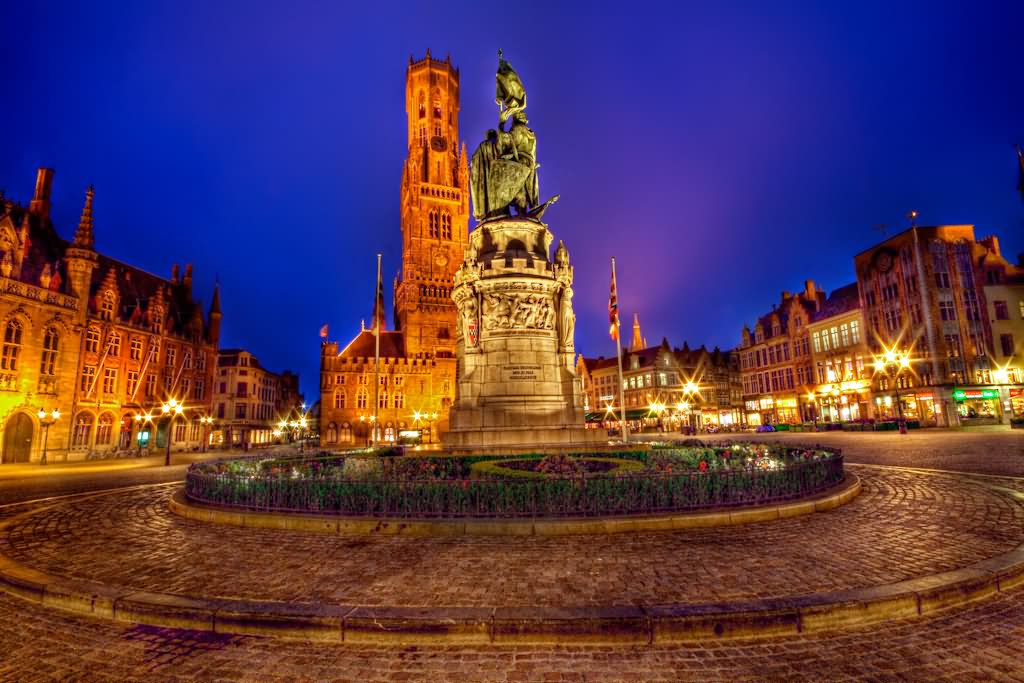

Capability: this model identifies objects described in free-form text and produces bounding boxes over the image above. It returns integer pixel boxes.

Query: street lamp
[199,415,214,452]
[806,391,818,432]
[36,408,60,466]
[683,381,700,435]
[161,398,185,466]
[873,346,911,435]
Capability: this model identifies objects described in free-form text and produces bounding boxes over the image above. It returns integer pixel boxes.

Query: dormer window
[100,292,116,321]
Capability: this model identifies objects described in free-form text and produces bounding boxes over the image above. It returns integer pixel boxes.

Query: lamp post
[874,348,911,435]
[199,415,214,452]
[36,408,60,466]
[161,398,185,466]
[683,381,700,435]
[806,391,818,432]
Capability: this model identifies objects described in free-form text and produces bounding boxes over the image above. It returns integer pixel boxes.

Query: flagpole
[373,252,381,447]
[612,257,629,444]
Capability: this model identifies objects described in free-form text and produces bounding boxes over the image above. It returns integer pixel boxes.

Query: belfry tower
[393,50,470,357]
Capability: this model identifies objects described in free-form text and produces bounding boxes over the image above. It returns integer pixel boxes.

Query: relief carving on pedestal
[483,292,555,331]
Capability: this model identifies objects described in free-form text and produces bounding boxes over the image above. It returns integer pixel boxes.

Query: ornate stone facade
[0,168,220,463]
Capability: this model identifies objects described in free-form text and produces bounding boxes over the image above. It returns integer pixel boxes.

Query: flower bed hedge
[184,443,844,519]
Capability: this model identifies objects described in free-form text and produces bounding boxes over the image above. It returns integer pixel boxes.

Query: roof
[339,329,406,358]
[582,356,618,373]
[812,283,860,322]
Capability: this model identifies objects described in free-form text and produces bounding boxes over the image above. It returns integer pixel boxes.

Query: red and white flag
[319,324,329,339]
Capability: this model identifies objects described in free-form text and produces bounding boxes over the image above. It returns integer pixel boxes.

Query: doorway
[2,412,34,464]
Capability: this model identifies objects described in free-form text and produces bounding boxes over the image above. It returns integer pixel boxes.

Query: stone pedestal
[443,217,602,452]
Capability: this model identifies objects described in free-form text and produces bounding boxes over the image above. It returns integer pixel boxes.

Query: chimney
[30,167,55,217]
[182,264,193,292]
[171,264,180,283]
[979,235,1000,256]
[782,290,791,300]
[804,279,817,300]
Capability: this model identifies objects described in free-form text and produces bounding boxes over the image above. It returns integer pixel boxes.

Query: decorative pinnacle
[73,185,95,249]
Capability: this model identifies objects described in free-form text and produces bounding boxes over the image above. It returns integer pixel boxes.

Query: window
[357,388,368,409]
[165,346,176,367]
[127,371,139,398]
[217,403,225,419]
[830,326,840,349]
[236,382,248,398]
[433,98,441,118]
[840,324,850,347]
[994,301,1009,320]
[1001,334,1015,358]
[326,422,338,444]
[335,374,345,385]
[441,212,451,239]
[235,403,247,419]
[0,320,22,372]
[939,301,956,321]
[163,374,173,392]
[174,421,186,442]
[85,327,100,353]
[378,390,388,409]
[394,392,405,409]
[334,390,345,409]
[80,366,96,393]
[100,293,116,321]
[1020,300,1024,320]
[40,328,58,376]
[181,378,190,397]
[96,414,114,445]
[108,333,121,357]
[73,413,94,447]
[183,351,192,369]
[850,320,861,345]
[429,210,439,238]
[102,368,117,395]
[130,338,142,360]
[196,352,206,371]
[340,422,353,443]
[193,380,204,400]
[145,373,156,397]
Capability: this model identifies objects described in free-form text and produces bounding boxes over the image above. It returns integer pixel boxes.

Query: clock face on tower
[430,136,447,152]
[434,251,449,268]
[874,250,894,273]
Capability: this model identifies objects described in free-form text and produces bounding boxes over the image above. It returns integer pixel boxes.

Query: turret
[65,186,99,321]
[207,283,222,345]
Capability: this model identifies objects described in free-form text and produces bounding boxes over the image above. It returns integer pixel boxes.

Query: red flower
[699,460,708,472]
[722,450,731,459]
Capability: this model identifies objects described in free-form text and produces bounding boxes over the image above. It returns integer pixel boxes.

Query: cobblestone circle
[1,586,1023,682]
[2,466,1023,609]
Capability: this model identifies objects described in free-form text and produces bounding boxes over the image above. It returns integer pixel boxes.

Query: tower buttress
[65,185,98,322]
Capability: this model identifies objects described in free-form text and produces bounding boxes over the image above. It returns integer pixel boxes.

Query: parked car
[755,424,776,433]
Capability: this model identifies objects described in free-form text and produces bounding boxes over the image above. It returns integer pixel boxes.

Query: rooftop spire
[630,313,646,351]
[209,282,222,316]
[74,185,95,249]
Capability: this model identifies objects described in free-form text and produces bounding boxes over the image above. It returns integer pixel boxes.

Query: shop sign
[745,400,760,411]
[777,398,797,408]
[916,394,933,401]
[1011,389,1023,397]
[952,389,999,400]
[759,398,774,409]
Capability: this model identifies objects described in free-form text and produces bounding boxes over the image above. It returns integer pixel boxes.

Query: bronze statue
[470,50,559,223]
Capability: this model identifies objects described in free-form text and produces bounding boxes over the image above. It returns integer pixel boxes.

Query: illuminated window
[40,328,58,376]
[334,389,346,409]
[108,333,121,357]
[145,373,156,397]
[429,210,439,238]
[72,413,94,447]
[85,327,100,353]
[127,371,139,398]
[100,292,116,321]
[96,413,114,445]
[357,388,368,409]
[130,338,142,360]
[441,212,451,239]
[394,392,404,409]
[80,366,96,393]
[1,320,22,372]
[102,368,117,395]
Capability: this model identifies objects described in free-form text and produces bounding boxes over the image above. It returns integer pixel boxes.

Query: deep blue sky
[2,1,1022,402]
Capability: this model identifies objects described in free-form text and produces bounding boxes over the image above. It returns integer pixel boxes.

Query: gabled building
[211,349,303,448]
[806,283,872,423]
[0,168,220,463]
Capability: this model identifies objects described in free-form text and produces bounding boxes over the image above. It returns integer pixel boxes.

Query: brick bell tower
[393,50,470,357]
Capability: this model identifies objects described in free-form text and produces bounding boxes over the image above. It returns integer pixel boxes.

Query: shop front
[744,400,762,426]
[1010,389,1024,419]
[953,388,1001,425]
[813,380,871,424]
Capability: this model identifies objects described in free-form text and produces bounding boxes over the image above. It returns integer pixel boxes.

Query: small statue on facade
[558,287,576,350]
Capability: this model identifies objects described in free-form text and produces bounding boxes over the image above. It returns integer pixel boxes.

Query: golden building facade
[212,349,303,448]
[805,284,873,423]
[319,52,468,446]
[0,168,220,463]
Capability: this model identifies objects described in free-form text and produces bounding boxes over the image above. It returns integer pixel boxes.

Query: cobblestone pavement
[0,586,1022,682]
[705,428,1024,476]
[3,467,1023,608]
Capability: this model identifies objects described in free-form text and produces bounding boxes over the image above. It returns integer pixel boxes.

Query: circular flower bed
[185,442,844,519]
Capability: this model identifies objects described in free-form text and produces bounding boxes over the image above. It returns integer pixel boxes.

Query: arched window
[384,423,395,442]
[100,292,116,321]
[326,422,338,444]
[357,388,368,409]
[85,327,100,353]
[433,98,441,118]
[96,413,114,445]
[418,92,425,119]
[40,328,59,376]
[340,422,353,443]
[429,210,439,238]
[334,389,345,409]
[1,320,22,371]
[441,212,451,239]
[72,412,94,447]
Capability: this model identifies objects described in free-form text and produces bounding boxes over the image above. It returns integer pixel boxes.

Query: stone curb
[169,474,862,537]
[1,475,1023,645]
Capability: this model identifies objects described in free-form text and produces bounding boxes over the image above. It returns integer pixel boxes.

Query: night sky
[2,1,1022,402]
